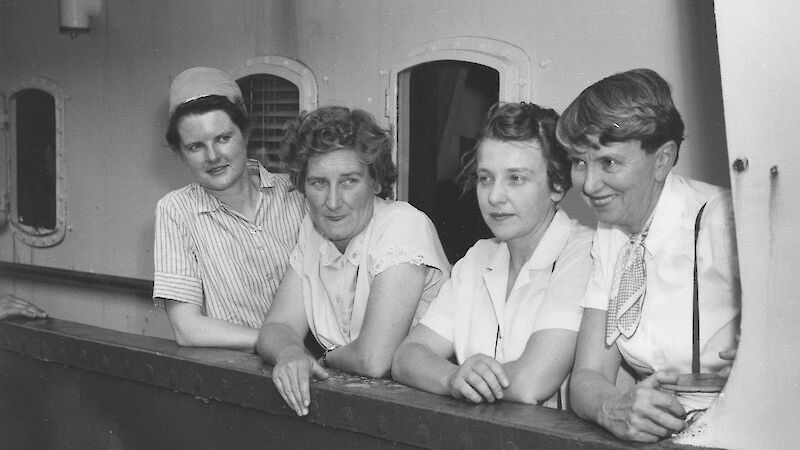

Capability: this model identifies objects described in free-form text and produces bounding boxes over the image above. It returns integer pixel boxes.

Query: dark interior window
[237,74,300,172]
[404,61,499,263]
[15,88,57,230]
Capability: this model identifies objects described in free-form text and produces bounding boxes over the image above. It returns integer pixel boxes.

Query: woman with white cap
[152,67,306,352]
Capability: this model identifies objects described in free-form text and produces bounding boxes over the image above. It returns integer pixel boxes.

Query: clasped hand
[447,353,509,403]
[600,370,687,442]
[272,349,328,416]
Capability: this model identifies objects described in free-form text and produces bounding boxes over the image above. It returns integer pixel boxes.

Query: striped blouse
[153,160,306,329]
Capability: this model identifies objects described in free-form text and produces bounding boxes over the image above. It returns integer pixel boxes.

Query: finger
[297,368,312,413]
[273,376,299,415]
[452,377,484,403]
[623,414,671,442]
[637,384,686,421]
[472,362,506,400]
[479,357,510,388]
[310,359,329,380]
[19,305,46,318]
[288,368,308,416]
[644,407,686,434]
[718,348,737,360]
[276,370,304,416]
[465,370,497,402]
[641,370,679,389]
[641,396,687,432]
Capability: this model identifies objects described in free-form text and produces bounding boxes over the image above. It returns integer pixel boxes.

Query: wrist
[322,345,339,368]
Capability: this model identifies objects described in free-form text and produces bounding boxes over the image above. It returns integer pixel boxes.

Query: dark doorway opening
[401,61,499,263]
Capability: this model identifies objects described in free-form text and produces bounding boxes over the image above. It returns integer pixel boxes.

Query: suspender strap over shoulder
[692,203,708,374]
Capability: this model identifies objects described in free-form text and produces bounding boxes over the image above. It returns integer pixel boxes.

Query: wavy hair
[459,102,571,197]
[556,68,684,163]
[282,106,397,199]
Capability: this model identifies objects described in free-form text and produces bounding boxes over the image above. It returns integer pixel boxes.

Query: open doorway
[398,60,499,263]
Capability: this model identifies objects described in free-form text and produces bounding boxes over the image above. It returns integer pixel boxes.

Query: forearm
[570,367,622,424]
[391,343,458,395]
[326,338,399,378]
[257,323,310,364]
[501,359,565,405]
[169,314,259,352]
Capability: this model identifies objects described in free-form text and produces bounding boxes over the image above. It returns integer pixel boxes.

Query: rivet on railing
[341,406,354,427]
[220,379,230,399]
[245,386,257,407]
[145,365,154,383]
[193,374,204,394]
[460,431,472,449]
[376,414,388,436]
[168,369,178,389]
[416,423,430,445]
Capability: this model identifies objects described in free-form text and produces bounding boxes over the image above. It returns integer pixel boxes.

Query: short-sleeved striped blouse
[153,160,306,329]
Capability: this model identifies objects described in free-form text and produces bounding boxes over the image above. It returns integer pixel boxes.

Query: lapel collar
[483,242,510,324]
[643,172,683,257]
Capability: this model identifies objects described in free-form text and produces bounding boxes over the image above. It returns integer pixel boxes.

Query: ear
[373,181,382,195]
[653,140,677,182]
[550,187,566,204]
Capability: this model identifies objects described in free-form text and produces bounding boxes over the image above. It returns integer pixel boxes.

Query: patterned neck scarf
[606,222,652,345]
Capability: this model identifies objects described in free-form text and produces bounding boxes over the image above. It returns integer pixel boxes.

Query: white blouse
[291,198,451,349]
[583,172,741,376]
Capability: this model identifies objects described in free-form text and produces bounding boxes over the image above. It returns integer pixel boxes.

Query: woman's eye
[343,178,359,186]
[477,175,492,185]
[571,158,586,169]
[308,180,326,189]
[185,144,201,152]
[602,159,617,169]
[509,174,526,184]
[218,135,232,144]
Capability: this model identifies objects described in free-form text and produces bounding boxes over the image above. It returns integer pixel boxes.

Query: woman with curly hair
[257,106,450,416]
[392,102,593,409]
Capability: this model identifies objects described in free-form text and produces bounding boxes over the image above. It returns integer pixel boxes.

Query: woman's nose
[487,181,506,205]
[205,144,221,162]
[582,164,603,196]
[324,185,341,209]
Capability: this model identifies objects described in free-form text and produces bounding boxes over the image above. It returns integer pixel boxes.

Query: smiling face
[304,149,379,252]
[568,137,674,234]
[177,110,250,196]
[476,139,563,251]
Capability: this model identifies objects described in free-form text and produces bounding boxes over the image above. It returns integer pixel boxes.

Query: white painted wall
[0,0,729,337]
[674,1,800,448]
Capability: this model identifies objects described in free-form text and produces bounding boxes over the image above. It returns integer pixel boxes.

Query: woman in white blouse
[257,106,450,416]
[392,102,594,408]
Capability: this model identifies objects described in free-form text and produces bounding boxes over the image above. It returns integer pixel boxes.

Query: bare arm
[325,263,427,378]
[501,328,577,404]
[570,308,686,442]
[392,324,459,395]
[257,268,327,416]
[393,323,511,403]
[162,299,259,352]
[0,294,47,320]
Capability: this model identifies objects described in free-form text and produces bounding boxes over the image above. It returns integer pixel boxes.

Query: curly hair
[459,102,571,197]
[282,106,397,199]
[165,95,249,152]
[556,68,684,163]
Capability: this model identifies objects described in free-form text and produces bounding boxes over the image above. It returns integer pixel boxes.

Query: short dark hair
[556,68,684,163]
[283,106,397,199]
[165,95,249,152]
[460,102,571,196]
